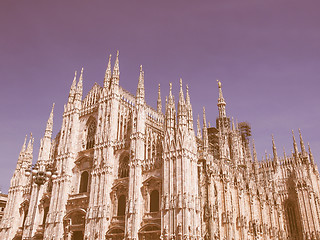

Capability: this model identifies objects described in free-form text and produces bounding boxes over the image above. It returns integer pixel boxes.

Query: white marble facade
[1,52,320,240]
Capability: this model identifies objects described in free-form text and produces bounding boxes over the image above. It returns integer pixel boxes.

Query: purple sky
[1,0,320,193]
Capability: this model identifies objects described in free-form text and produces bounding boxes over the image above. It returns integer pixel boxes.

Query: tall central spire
[217,80,227,118]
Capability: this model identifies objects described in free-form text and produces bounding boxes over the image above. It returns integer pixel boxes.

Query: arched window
[286,201,298,236]
[118,155,129,178]
[86,120,96,149]
[42,207,49,226]
[79,171,89,193]
[117,195,126,216]
[150,190,159,212]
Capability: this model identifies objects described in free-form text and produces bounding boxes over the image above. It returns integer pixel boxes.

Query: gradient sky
[1,0,320,193]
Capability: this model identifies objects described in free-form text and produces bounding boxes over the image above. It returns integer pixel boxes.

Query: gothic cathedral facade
[1,52,320,240]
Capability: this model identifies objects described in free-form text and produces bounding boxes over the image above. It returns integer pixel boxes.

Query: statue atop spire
[68,71,77,103]
[217,79,227,120]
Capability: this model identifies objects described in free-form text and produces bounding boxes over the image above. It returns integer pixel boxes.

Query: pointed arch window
[150,190,159,212]
[79,171,89,193]
[286,201,298,236]
[117,195,126,216]
[86,120,96,149]
[118,155,129,178]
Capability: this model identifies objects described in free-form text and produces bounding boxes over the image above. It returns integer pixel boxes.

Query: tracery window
[117,195,126,216]
[118,155,129,178]
[79,171,89,193]
[150,190,159,212]
[86,120,96,149]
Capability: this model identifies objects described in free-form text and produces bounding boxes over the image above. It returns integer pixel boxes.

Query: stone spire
[16,135,28,168]
[112,50,120,84]
[272,135,279,166]
[177,78,186,127]
[197,115,202,139]
[231,117,235,131]
[299,129,308,158]
[252,139,258,163]
[26,133,34,155]
[157,84,162,113]
[44,103,55,139]
[68,71,77,103]
[308,142,315,165]
[20,134,28,154]
[104,54,112,88]
[165,83,176,130]
[168,82,174,107]
[283,147,287,160]
[203,107,208,153]
[178,78,185,110]
[75,68,83,102]
[252,139,259,175]
[217,80,227,118]
[185,84,194,131]
[136,65,145,104]
[292,130,299,160]
[185,84,191,106]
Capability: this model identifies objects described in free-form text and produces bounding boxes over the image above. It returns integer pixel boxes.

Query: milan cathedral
[1,51,320,240]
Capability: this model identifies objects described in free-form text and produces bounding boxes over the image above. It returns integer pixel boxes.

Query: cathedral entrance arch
[138,224,161,240]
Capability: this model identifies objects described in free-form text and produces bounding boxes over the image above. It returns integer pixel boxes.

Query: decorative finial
[169,82,172,92]
[180,78,182,88]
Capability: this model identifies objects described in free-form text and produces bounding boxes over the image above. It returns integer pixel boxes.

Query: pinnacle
[20,134,28,153]
[104,53,112,87]
[157,84,162,113]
